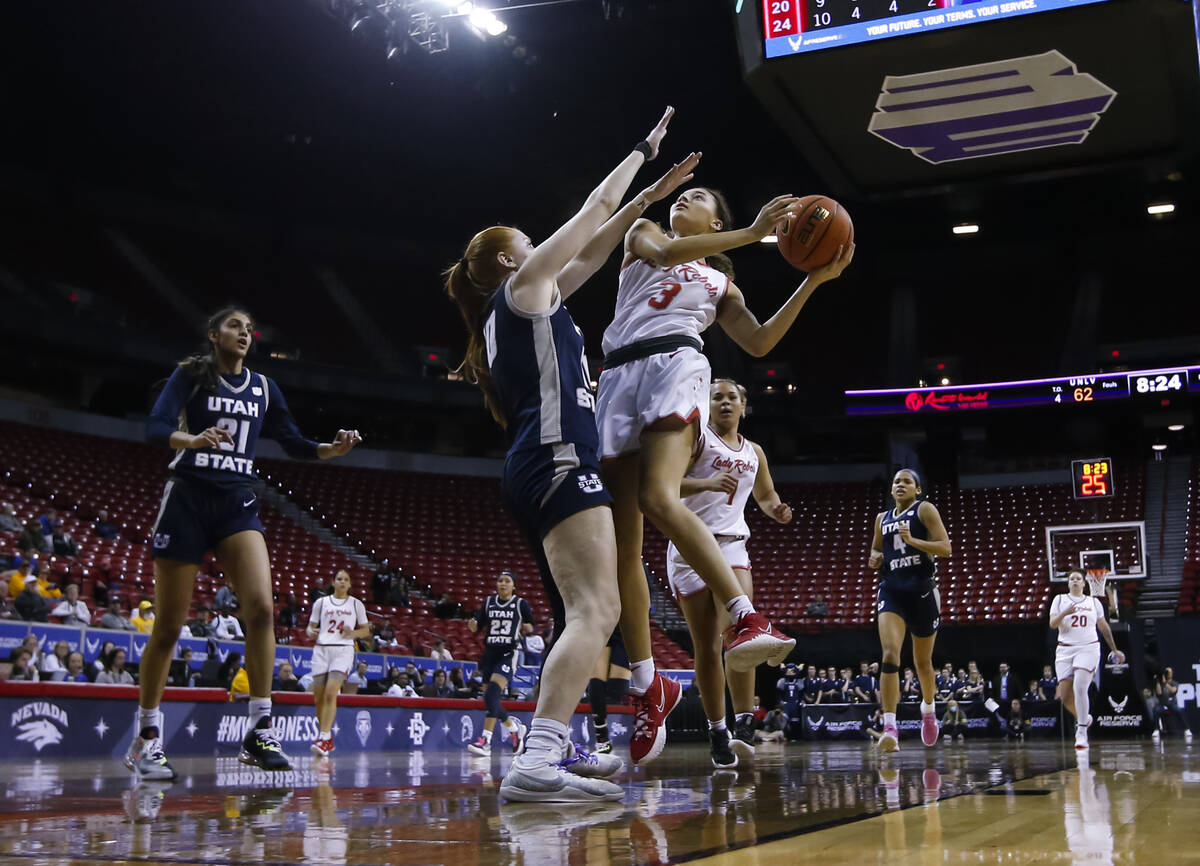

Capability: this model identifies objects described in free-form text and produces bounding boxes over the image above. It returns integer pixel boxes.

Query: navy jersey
[880,501,937,591]
[484,279,599,454]
[475,594,534,649]
[147,366,319,489]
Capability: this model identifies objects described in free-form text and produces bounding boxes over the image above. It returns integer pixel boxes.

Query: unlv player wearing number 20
[1048,570,1125,749]
[307,569,371,757]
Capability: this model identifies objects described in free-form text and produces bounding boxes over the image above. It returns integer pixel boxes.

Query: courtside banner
[799,701,1061,740]
[1154,616,1200,730]
[0,683,631,759]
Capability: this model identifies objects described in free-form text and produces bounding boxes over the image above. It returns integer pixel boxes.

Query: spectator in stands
[430,638,453,663]
[8,647,39,681]
[0,591,14,621]
[59,651,89,683]
[168,648,200,687]
[214,605,245,640]
[853,661,878,704]
[942,698,967,742]
[806,594,829,617]
[228,659,251,701]
[20,635,42,668]
[346,661,370,690]
[1039,665,1058,702]
[404,662,425,688]
[91,554,117,606]
[51,528,78,558]
[386,573,410,608]
[213,584,238,612]
[433,593,461,619]
[936,664,955,700]
[387,671,419,698]
[369,666,401,695]
[372,560,392,604]
[760,706,788,742]
[33,561,61,599]
[1006,698,1026,741]
[40,640,70,679]
[449,666,475,698]
[92,508,119,540]
[990,662,1023,704]
[422,668,454,698]
[217,651,244,693]
[277,592,301,629]
[374,621,401,651]
[52,583,91,626]
[16,573,51,621]
[7,559,35,599]
[93,641,115,676]
[19,520,47,554]
[522,631,544,667]
[96,647,134,685]
[1023,680,1044,702]
[131,600,156,634]
[901,667,921,702]
[802,665,823,704]
[958,670,986,704]
[817,668,838,702]
[100,597,137,631]
[39,509,62,542]
[272,661,303,692]
[188,606,215,638]
[0,502,22,533]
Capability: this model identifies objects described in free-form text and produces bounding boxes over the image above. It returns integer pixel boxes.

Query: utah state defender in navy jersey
[466,571,535,757]
[126,306,361,784]
[868,469,953,754]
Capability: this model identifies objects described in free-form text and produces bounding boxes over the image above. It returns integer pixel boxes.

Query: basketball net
[1086,568,1109,598]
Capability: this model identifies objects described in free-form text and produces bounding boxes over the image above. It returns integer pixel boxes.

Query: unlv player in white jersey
[597,184,853,764]
[1048,570,1124,749]
[306,569,371,757]
[667,379,792,768]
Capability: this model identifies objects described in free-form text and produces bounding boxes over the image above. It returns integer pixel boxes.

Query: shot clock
[1071,458,1114,500]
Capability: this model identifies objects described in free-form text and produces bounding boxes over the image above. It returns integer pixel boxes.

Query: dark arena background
[1,1,1198,863]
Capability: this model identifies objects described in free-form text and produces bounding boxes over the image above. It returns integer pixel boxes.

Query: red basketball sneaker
[630,674,682,766]
[722,612,795,672]
[309,736,335,758]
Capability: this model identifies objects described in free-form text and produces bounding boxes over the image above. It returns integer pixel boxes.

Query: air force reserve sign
[869,50,1115,164]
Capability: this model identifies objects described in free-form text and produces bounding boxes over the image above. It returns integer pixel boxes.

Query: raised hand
[642,152,701,204]
[750,195,802,239]
[642,106,675,160]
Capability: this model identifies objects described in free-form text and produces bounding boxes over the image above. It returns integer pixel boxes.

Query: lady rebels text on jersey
[1051,594,1104,647]
[681,426,758,539]
[601,257,729,355]
[311,595,368,646]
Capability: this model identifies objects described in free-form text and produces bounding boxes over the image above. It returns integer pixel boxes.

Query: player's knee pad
[880,661,900,674]
[606,678,629,704]
[484,681,506,720]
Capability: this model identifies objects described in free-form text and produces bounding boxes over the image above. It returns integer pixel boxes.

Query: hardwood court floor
[0,739,1194,864]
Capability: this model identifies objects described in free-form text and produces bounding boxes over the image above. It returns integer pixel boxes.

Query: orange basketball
[777,195,853,272]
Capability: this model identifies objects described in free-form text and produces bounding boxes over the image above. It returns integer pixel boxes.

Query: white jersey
[311,595,368,647]
[1051,593,1104,647]
[601,256,729,355]
[681,426,759,539]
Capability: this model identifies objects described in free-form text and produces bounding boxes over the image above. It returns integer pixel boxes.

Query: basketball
[777,195,854,271]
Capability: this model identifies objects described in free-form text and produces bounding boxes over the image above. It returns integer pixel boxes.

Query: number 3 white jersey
[1051,593,1103,646]
[311,595,367,647]
[601,257,729,355]
[682,426,759,539]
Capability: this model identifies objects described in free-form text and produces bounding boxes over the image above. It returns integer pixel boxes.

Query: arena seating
[1178,460,1200,615]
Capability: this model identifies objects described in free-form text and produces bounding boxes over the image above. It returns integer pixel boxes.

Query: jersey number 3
[648,281,682,310]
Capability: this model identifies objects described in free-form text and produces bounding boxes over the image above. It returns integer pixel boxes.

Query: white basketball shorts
[1055,642,1100,681]
[596,347,710,460]
[312,644,356,678]
[667,536,750,599]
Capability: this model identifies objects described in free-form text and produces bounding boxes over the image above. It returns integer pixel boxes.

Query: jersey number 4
[893,533,907,552]
[648,281,682,310]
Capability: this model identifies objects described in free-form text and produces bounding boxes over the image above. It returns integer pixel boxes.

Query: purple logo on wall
[869,50,1116,164]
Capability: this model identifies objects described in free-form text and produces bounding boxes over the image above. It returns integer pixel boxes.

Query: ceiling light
[1151,443,1168,451]
[1167,424,1184,431]
[1147,203,1175,215]
[952,224,979,235]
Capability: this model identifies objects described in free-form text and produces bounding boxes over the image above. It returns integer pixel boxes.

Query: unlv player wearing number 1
[597,185,853,763]
[307,569,371,757]
[1048,570,1125,749]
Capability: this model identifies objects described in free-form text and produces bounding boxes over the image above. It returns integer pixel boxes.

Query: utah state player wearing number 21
[125,306,362,782]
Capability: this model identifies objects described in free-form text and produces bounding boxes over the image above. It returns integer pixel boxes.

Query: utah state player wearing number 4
[125,307,362,781]
[868,469,952,753]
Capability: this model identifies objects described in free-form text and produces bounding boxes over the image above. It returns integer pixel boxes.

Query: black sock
[254,717,271,730]
[595,721,609,742]
[588,678,608,725]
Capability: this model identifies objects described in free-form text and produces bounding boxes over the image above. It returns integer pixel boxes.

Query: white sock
[920,701,936,716]
[502,717,518,732]
[520,718,568,765]
[320,730,331,739]
[883,712,896,728]
[1072,671,1092,726]
[630,659,656,695]
[708,718,727,732]
[137,706,162,736]
[482,728,493,743]
[248,697,272,728]
[725,594,756,622]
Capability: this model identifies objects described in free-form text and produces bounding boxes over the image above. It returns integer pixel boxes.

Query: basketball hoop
[1086,568,1109,598]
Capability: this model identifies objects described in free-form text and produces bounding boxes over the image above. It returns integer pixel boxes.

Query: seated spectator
[432,593,461,619]
[93,641,116,676]
[272,661,303,692]
[100,598,137,631]
[16,574,51,621]
[346,661,370,691]
[95,648,134,685]
[387,672,419,698]
[522,632,544,667]
[90,555,116,606]
[8,647,39,681]
[370,666,403,695]
[942,699,967,742]
[92,509,119,540]
[277,592,301,629]
[39,509,62,542]
[218,651,246,697]
[51,529,78,558]
[0,591,14,620]
[19,635,43,669]
[7,559,35,599]
[760,707,788,742]
[52,583,91,625]
[213,584,238,612]
[806,594,829,617]
[865,707,886,742]
[131,600,156,634]
[58,651,89,683]
[429,638,453,662]
[214,606,245,640]
[1038,666,1058,703]
[1023,681,1044,702]
[374,621,401,651]
[188,606,216,638]
[1006,698,1026,741]
[40,640,71,679]
[449,666,477,699]
[33,561,61,599]
[421,668,454,698]
[0,502,22,533]
[404,662,426,688]
[372,560,392,604]
[900,667,922,702]
[168,648,200,687]
[386,573,410,608]
[19,520,47,554]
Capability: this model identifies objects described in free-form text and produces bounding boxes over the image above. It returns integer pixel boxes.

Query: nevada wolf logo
[869,50,1116,164]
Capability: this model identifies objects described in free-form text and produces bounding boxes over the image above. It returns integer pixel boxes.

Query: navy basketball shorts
[606,626,629,670]
[502,443,613,540]
[877,581,941,638]
[150,477,265,564]
[479,645,519,683]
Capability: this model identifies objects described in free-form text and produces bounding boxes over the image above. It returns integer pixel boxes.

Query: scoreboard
[1071,458,1114,500]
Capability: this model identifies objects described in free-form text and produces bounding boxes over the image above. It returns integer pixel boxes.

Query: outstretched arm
[626,194,801,268]
[751,444,792,524]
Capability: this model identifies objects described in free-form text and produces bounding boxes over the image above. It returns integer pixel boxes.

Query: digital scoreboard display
[1071,458,1114,500]
[845,365,1199,416]
[762,0,1115,57]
